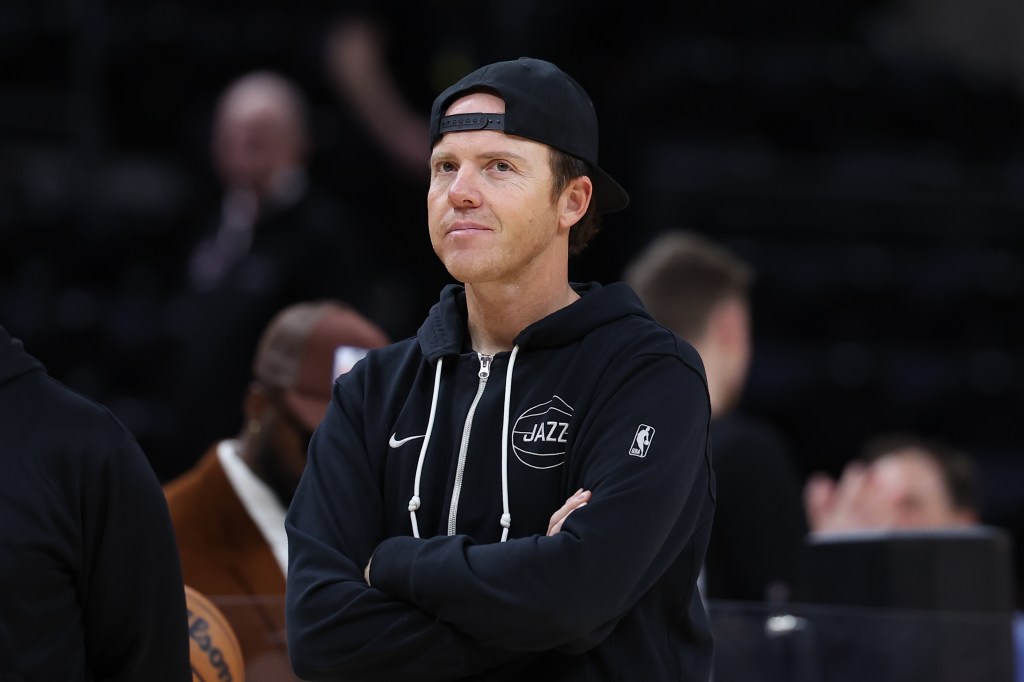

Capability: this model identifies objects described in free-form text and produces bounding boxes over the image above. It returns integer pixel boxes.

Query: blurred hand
[324,16,430,177]
[804,461,895,533]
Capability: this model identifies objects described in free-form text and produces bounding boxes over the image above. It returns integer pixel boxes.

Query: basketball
[185,585,245,682]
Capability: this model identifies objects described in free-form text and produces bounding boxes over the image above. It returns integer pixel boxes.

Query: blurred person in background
[804,433,979,534]
[804,433,1023,682]
[165,299,388,679]
[0,325,189,681]
[167,71,377,471]
[625,230,808,603]
[185,71,332,294]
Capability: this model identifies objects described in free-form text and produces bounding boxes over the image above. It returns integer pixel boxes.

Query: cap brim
[590,165,629,214]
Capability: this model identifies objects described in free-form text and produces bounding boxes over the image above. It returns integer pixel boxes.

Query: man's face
[712,295,753,416]
[427,92,569,286]
[870,449,972,529]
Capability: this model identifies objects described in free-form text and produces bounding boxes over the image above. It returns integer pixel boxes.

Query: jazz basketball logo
[512,396,574,469]
[629,424,655,458]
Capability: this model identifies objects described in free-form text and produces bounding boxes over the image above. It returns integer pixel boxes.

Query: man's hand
[805,461,893,533]
[548,488,591,536]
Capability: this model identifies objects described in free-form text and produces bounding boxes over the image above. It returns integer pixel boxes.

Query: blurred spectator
[0,325,189,681]
[165,71,377,472]
[164,299,389,679]
[186,71,314,292]
[804,432,1023,682]
[625,230,808,602]
[805,433,980,534]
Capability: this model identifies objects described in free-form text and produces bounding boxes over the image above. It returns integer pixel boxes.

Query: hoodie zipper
[448,353,492,535]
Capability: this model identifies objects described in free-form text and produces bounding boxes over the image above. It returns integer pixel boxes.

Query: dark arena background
[3,0,1023,626]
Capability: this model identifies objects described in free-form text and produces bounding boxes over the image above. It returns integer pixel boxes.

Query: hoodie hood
[416,282,651,361]
[0,327,44,386]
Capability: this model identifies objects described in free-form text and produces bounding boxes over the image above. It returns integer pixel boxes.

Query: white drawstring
[408,347,519,542]
[499,345,520,542]
[409,359,443,538]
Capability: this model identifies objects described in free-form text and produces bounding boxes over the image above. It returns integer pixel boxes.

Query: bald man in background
[167,71,377,465]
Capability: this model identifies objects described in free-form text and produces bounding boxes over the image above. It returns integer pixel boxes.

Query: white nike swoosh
[389,433,426,448]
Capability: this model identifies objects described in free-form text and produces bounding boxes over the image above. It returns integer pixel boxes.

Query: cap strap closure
[438,113,505,135]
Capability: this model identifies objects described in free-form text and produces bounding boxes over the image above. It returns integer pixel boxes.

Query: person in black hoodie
[0,325,190,681]
[286,57,715,681]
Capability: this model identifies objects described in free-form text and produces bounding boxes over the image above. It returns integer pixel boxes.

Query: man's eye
[440,161,456,173]
[494,161,510,172]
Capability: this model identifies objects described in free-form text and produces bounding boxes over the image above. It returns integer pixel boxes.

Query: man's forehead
[430,130,547,164]
[444,91,506,117]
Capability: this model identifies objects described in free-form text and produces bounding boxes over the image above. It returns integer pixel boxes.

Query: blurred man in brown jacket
[165,299,388,679]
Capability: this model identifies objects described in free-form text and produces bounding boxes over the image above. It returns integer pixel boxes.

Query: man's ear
[559,175,593,229]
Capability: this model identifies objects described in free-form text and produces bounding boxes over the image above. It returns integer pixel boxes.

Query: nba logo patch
[629,424,655,458]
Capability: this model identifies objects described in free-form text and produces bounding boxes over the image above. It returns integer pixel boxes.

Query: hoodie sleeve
[369,349,714,652]
[286,373,525,681]
[80,431,191,681]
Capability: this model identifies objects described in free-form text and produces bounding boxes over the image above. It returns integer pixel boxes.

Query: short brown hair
[624,231,754,340]
[549,148,601,256]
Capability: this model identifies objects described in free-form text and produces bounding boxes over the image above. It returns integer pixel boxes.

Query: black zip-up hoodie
[287,282,716,681]
[0,326,189,681]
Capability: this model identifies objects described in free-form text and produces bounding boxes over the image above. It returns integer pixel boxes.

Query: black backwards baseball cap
[429,57,629,214]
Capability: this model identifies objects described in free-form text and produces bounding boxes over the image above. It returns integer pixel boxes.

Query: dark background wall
[2,1,1023,600]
